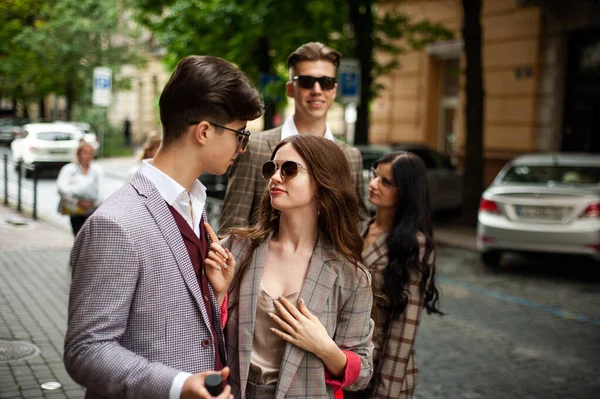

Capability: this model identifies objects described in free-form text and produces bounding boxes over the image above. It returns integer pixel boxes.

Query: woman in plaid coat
[222,135,374,399]
[347,152,443,399]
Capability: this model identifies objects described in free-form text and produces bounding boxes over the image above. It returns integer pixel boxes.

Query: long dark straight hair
[228,135,366,311]
[374,152,442,317]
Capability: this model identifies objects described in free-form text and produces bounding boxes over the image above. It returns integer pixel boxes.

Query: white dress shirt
[280,115,335,142]
[139,159,207,399]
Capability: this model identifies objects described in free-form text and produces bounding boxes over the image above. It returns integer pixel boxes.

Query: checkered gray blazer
[222,233,375,399]
[64,171,226,398]
[219,126,367,234]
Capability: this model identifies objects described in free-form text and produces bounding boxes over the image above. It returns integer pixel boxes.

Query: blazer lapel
[275,236,338,398]
[238,239,269,396]
[142,185,213,334]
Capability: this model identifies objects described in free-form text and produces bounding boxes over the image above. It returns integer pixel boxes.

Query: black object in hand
[205,373,223,396]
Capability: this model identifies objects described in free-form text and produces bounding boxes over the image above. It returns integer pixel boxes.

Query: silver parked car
[477,153,600,267]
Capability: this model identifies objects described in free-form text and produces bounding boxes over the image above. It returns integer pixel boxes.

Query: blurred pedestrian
[123,117,132,146]
[345,152,443,399]
[219,41,367,234]
[221,135,374,399]
[125,131,162,182]
[64,55,264,398]
[57,140,102,236]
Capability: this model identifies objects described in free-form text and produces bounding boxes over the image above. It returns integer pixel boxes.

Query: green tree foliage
[133,0,452,142]
[0,0,144,119]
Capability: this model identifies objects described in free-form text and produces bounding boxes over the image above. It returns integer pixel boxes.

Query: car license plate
[48,149,69,154]
[515,205,568,220]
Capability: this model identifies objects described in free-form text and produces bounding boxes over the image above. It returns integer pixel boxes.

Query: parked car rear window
[501,165,600,185]
[36,132,77,141]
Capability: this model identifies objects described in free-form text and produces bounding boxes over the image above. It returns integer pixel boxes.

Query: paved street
[1,146,599,398]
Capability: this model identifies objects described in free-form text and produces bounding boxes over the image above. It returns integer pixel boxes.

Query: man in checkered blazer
[64,56,264,398]
[219,42,367,234]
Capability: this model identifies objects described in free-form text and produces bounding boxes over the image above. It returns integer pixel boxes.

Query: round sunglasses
[262,160,307,180]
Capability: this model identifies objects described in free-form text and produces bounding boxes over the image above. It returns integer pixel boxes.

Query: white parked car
[477,153,600,267]
[53,121,99,152]
[11,123,83,177]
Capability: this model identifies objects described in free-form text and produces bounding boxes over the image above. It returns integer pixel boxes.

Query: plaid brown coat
[358,220,434,399]
[222,233,375,399]
[218,126,367,234]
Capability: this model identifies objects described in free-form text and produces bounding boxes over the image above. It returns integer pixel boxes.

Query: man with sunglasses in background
[219,41,367,234]
[64,55,264,399]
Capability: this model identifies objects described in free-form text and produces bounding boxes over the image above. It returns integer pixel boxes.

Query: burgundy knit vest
[167,204,224,370]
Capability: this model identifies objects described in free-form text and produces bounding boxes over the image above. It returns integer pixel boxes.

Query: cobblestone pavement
[1,204,599,398]
[1,206,82,398]
[414,247,600,399]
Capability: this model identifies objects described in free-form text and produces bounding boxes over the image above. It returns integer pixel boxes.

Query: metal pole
[32,166,38,220]
[16,160,22,212]
[3,154,8,206]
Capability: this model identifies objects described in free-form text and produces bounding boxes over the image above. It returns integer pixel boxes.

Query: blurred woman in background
[346,151,443,399]
[57,140,102,236]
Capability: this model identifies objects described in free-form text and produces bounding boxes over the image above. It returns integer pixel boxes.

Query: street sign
[92,67,112,107]
[259,74,283,102]
[338,59,361,105]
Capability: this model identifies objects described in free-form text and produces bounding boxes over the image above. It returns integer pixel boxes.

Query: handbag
[57,197,89,216]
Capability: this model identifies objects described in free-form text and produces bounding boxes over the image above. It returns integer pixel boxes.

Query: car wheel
[481,251,502,268]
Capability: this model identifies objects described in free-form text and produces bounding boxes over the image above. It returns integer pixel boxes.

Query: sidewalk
[435,224,477,252]
[0,205,82,398]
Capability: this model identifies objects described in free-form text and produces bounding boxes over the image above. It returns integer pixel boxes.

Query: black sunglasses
[188,121,251,152]
[369,167,394,188]
[262,160,307,180]
[293,75,337,91]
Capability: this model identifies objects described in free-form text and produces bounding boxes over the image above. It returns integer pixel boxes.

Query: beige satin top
[248,281,300,385]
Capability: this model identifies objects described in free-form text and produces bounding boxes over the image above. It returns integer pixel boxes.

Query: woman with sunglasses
[345,152,443,399]
[220,134,374,399]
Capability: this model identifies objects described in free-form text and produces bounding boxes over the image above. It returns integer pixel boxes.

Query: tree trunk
[461,0,485,226]
[39,97,46,120]
[66,78,74,121]
[348,0,374,145]
[257,36,276,131]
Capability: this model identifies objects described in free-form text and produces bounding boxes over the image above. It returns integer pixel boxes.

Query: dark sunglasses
[188,121,251,152]
[293,75,337,91]
[262,160,307,180]
[369,167,395,188]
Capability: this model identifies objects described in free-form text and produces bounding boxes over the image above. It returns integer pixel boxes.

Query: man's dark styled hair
[287,42,342,78]
[159,55,264,146]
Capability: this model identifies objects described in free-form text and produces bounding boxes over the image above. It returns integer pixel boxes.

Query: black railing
[1,154,39,220]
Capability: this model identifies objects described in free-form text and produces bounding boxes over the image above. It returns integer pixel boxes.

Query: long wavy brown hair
[228,135,365,310]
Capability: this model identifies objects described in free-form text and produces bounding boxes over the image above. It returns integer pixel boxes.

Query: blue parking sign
[94,76,111,90]
[340,72,358,96]
[93,67,112,107]
[338,59,361,105]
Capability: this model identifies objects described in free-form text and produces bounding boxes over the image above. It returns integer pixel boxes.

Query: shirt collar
[140,159,207,206]
[280,115,335,142]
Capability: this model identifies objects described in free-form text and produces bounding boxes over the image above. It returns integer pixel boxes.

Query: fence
[1,154,39,220]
